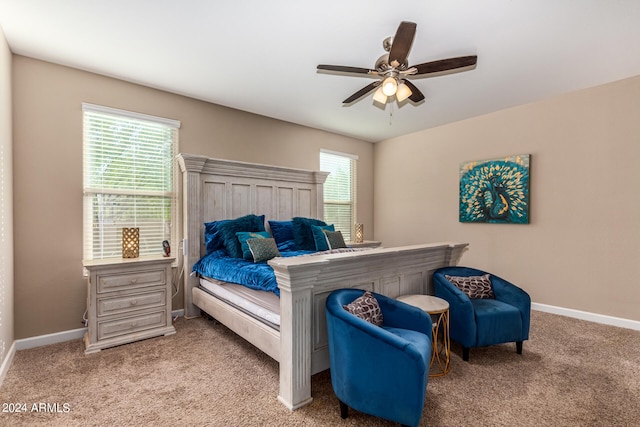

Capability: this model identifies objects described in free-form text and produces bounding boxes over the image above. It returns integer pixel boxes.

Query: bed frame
[177,153,468,410]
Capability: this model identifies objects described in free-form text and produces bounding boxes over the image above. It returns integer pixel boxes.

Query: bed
[177,153,468,410]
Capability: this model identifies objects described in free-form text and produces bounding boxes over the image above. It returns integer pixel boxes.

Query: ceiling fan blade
[412,55,477,75]
[343,81,381,104]
[317,64,376,75]
[388,21,417,68]
[402,80,425,102]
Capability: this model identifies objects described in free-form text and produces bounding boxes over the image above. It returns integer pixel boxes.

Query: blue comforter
[191,249,314,296]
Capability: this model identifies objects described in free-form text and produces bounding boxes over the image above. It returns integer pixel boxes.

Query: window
[83,103,179,260]
[320,149,357,242]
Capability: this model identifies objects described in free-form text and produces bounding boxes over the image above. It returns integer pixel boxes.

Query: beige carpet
[1,310,639,427]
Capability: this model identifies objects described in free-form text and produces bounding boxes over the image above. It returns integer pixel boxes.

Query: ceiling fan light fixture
[381,76,398,96]
[319,22,476,107]
[396,82,412,102]
[372,87,388,104]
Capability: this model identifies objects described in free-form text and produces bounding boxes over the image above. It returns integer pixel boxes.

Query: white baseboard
[14,309,186,351]
[532,302,640,331]
[0,341,17,387]
[15,327,87,351]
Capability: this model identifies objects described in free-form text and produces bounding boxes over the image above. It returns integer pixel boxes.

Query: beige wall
[11,52,639,339]
[374,75,640,322]
[12,55,374,339]
[0,26,14,370]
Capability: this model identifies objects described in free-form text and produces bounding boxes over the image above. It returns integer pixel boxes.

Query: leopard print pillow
[343,291,383,326]
[445,274,495,299]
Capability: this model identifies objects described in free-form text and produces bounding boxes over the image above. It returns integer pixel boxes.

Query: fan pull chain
[389,103,394,125]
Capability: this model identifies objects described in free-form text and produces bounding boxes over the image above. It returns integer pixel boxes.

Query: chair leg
[516,341,523,355]
[463,347,470,361]
[339,400,349,419]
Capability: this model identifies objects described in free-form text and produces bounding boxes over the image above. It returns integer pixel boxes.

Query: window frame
[320,149,357,242]
[82,103,180,261]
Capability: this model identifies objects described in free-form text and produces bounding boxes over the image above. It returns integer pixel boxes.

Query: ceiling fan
[317,21,477,105]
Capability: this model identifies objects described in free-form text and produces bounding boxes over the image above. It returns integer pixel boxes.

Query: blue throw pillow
[292,217,327,251]
[276,240,297,252]
[236,231,271,260]
[203,219,230,254]
[217,214,266,258]
[268,220,295,249]
[311,224,335,251]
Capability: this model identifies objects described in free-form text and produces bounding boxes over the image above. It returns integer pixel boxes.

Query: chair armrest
[433,273,473,314]
[433,273,477,347]
[491,275,531,339]
[377,295,433,340]
[491,275,531,307]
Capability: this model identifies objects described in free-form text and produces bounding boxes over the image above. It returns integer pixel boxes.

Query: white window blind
[82,103,179,260]
[320,150,357,242]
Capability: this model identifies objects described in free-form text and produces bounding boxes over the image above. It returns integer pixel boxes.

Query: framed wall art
[459,154,530,224]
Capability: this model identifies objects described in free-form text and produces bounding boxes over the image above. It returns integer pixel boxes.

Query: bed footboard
[269,242,468,410]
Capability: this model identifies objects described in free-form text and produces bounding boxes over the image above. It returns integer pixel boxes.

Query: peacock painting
[459,154,530,224]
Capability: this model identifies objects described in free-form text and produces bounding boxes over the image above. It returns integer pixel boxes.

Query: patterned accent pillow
[343,291,383,326]
[246,237,281,262]
[324,230,347,249]
[445,274,495,299]
[236,231,271,260]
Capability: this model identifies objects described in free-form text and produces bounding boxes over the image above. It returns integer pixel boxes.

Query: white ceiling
[1,1,640,142]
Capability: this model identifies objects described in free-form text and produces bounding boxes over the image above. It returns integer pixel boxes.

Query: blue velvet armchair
[433,266,531,361]
[325,289,432,427]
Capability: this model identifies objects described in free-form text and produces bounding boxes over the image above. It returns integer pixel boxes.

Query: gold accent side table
[397,294,451,377]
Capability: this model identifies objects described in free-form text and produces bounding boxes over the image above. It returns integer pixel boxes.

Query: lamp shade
[122,227,140,258]
[381,77,398,96]
[396,83,412,102]
[354,223,364,243]
[373,87,387,104]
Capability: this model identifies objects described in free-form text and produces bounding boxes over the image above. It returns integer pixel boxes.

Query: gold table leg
[429,309,450,377]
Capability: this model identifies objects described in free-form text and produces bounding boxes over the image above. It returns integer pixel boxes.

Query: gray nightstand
[83,256,176,354]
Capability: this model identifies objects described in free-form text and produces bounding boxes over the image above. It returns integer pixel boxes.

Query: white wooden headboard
[177,153,329,317]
